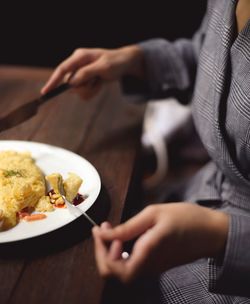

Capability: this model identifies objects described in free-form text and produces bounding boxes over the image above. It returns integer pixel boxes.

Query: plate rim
[0,140,101,243]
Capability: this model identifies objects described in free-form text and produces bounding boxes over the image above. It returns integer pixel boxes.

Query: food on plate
[46,172,83,206]
[47,190,65,207]
[22,213,47,222]
[63,173,83,202]
[45,173,63,195]
[36,195,54,212]
[46,172,83,202]
[0,151,46,230]
[0,150,84,231]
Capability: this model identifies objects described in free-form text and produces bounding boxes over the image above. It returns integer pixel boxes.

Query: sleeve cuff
[208,213,250,297]
[138,39,180,97]
[136,38,196,103]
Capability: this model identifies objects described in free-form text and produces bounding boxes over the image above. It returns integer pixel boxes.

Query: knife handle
[40,83,70,103]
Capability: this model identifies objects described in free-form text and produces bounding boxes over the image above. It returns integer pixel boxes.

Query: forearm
[166,204,229,265]
[203,208,229,259]
[119,45,146,79]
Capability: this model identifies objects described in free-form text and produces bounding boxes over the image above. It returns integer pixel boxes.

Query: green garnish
[3,170,24,177]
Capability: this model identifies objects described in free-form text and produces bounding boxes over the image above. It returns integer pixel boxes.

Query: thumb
[100,207,155,242]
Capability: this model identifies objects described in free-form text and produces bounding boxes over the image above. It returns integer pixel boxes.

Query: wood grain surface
[0,66,145,304]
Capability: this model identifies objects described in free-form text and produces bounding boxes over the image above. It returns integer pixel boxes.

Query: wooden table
[0,66,145,304]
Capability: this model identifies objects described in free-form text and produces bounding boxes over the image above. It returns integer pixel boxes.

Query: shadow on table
[0,185,111,259]
[102,276,162,304]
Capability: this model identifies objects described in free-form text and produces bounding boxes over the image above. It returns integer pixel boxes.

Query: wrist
[120,45,145,79]
[206,209,229,258]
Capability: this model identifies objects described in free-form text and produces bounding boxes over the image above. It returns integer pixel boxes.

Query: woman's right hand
[41,45,145,98]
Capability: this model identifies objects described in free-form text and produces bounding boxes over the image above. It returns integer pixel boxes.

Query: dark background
[1,1,207,68]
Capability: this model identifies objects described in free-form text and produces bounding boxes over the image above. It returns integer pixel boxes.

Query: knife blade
[0,82,70,132]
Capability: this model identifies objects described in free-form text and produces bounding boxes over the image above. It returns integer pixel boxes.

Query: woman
[42,0,250,302]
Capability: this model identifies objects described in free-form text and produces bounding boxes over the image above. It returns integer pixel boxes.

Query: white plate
[0,140,101,243]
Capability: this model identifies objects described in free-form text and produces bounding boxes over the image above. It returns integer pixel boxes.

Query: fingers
[93,224,161,283]
[41,61,78,95]
[98,206,155,242]
[109,239,123,261]
[41,49,98,94]
[109,226,161,281]
[68,61,103,87]
[71,80,102,101]
[92,212,161,282]
[92,226,110,277]
[92,225,134,282]
[92,206,159,282]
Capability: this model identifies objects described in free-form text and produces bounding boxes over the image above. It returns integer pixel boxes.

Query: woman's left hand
[92,203,229,283]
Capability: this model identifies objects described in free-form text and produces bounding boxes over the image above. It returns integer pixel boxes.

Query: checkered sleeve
[137,37,197,102]
[208,213,250,297]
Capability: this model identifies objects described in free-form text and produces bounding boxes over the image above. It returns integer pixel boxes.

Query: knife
[0,82,70,132]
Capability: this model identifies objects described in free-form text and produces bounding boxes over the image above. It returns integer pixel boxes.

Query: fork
[61,195,129,259]
[62,194,97,226]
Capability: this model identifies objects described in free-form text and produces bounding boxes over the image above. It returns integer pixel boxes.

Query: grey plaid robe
[137,0,250,302]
